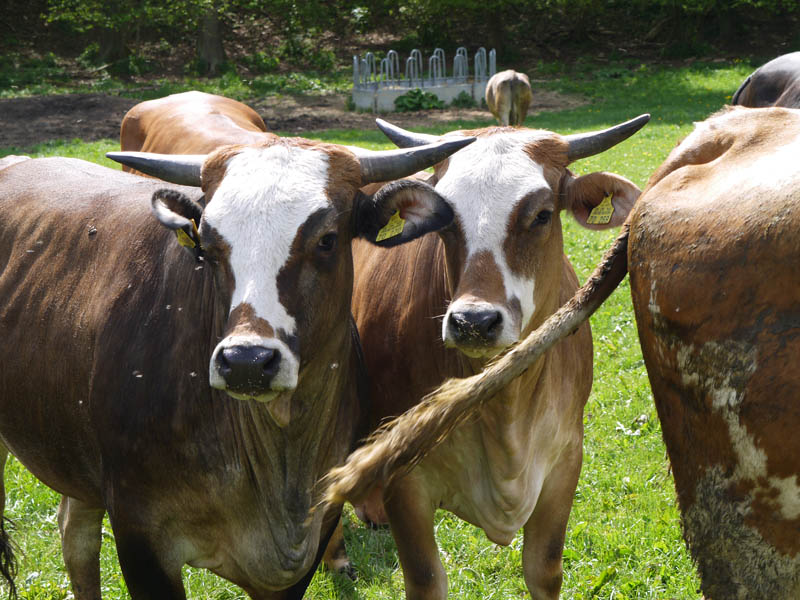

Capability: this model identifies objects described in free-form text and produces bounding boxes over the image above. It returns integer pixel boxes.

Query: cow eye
[531,210,552,227]
[317,232,338,253]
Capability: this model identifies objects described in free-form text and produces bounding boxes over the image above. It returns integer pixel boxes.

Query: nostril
[261,348,281,377]
[484,311,502,336]
[217,349,233,377]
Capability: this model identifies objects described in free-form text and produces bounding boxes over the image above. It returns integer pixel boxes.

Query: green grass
[0,59,753,599]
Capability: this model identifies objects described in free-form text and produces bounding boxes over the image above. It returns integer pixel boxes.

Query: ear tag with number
[175,219,199,249]
[586,194,614,225]
[375,210,406,242]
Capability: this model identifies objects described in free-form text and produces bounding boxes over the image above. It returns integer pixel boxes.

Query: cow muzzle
[443,300,518,358]
[209,335,299,403]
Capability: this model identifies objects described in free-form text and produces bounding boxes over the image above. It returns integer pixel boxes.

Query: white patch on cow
[203,144,330,390]
[648,277,661,316]
[678,340,800,521]
[436,131,551,346]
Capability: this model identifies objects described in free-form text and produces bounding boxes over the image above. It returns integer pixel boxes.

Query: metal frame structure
[352,47,497,112]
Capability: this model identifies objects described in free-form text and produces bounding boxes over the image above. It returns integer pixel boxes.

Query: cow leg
[384,473,446,600]
[112,525,186,600]
[58,496,105,600]
[322,518,354,579]
[521,445,582,600]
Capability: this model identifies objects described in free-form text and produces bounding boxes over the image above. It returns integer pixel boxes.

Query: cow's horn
[106,152,205,187]
[375,118,440,148]
[353,137,475,184]
[565,114,650,162]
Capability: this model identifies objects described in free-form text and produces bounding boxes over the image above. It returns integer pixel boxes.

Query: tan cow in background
[485,69,533,126]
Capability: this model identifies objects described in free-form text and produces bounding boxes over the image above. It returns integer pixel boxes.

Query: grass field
[0,59,754,599]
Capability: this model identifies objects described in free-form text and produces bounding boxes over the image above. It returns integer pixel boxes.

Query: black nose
[447,308,503,345]
[216,345,282,394]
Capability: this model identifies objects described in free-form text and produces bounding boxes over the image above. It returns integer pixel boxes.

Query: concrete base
[353,81,488,113]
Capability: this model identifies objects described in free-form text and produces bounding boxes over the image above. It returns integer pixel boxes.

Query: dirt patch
[0,88,586,152]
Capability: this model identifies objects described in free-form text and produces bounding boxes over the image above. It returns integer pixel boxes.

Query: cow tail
[731,74,752,106]
[321,223,631,508]
[0,517,17,599]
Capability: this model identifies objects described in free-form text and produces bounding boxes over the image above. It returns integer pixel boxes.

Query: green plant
[394,88,444,112]
[450,90,477,109]
[241,50,280,74]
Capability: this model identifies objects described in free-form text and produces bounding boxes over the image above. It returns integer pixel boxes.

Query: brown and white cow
[627,105,800,599]
[343,115,647,598]
[485,69,533,126]
[119,90,356,575]
[328,106,800,599]
[120,90,272,159]
[732,52,800,108]
[0,133,472,599]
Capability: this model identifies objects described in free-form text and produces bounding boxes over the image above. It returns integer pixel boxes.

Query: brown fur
[321,224,629,506]
[0,156,366,598]
[628,106,800,598]
[119,91,273,176]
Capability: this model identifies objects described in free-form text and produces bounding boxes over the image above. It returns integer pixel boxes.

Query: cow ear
[562,171,640,230]
[151,189,204,253]
[355,179,454,247]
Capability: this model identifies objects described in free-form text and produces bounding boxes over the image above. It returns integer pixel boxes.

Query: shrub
[394,88,444,112]
[450,90,476,108]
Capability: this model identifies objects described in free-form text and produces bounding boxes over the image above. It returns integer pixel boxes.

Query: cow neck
[221,317,356,509]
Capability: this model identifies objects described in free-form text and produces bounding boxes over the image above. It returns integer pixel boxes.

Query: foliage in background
[2,0,798,85]
[394,88,445,111]
[450,90,477,109]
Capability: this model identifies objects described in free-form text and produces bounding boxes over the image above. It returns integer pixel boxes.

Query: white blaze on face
[436,131,551,347]
[204,144,331,394]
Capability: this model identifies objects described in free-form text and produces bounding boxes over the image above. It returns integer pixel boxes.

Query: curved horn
[352,137,475,184]
[375,118,440,148]
[106,152,205,187]
[565,114,650,163]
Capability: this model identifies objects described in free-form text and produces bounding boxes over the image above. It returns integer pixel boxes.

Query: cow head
[376,116,648,359]
[107,136,472,424]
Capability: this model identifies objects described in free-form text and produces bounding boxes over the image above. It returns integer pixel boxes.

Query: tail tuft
[0,518,17,599]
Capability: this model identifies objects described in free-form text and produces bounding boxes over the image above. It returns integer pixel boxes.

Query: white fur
[436,131,550,347]
[203,144,330,391]
[678,340,800,521]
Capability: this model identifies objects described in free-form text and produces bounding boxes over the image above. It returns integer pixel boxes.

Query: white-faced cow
[337,115,648,598]
[119,90,354,575]
[327,106,800,599]
[485,69,533,126]
[732,52,800,108]
[0,133,472,598]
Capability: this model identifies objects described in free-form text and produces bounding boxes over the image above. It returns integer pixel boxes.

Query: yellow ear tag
[175,219,199,249]
[586,194,614,225]
[375,210,406,242]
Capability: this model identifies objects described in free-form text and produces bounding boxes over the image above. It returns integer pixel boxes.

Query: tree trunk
[98,27,128,65]
[198,6,226,76]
